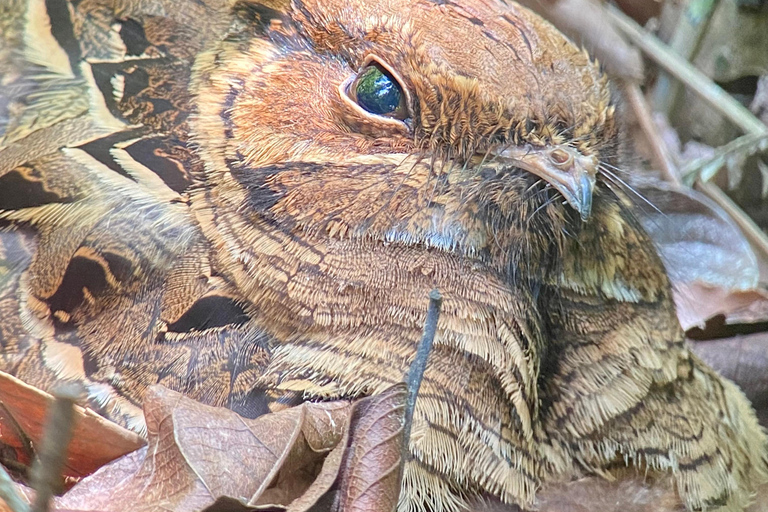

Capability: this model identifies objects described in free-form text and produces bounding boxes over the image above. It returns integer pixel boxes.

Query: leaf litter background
[2,0,768,511]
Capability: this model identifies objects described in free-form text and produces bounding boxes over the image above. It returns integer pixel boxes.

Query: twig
[652,0,722,116]
[403,289,443,451]
[622,81,681,185]
[29,383,83,512]
[0,465,28,512]
[606,4,768,137]
[681,133,768,185]
[608,4,768,262]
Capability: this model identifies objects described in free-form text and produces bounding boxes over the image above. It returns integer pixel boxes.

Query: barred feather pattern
[0,0,765,510]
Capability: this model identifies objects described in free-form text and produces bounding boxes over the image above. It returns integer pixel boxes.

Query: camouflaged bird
[0,0,766,510]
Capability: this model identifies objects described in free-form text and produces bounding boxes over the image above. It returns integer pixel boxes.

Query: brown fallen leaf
[0,401,31,470]
[0,384,410,512]
[252,394,351,509]
[0,370,144,479]
[333,384,407,512]
[676,285,768,334]
[630,181,768,330]
[42,385,351,512]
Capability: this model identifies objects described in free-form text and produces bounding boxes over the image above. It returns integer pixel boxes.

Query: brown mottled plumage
[0,0,765,511]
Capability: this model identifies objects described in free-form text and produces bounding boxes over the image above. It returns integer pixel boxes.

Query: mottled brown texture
[0,0,766,511]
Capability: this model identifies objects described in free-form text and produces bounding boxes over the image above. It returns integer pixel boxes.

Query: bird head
[192,0,620,274]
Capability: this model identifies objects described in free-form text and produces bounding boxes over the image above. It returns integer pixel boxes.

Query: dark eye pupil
[355,66,402,116]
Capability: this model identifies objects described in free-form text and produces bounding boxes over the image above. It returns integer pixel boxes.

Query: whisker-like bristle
[599,164,664,216]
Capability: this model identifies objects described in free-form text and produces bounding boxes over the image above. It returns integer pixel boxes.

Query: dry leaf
[0,401,31,467]
[636,184,758,290]
[334,384,407,512]
[252,398,351,509]
[0,370,144,478]
[674,285,768,334]
[0,384,411,512]
[631,183,768,330]
[40,386,350,512]
[283,415,350,512]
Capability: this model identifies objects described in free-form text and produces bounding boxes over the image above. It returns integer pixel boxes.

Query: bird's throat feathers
[192,145,668,307]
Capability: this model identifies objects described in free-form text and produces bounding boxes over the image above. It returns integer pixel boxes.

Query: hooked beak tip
[578,174,594,221]
[495,145,598,222]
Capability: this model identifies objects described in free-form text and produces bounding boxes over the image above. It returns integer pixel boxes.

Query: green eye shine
[352,65,407,119]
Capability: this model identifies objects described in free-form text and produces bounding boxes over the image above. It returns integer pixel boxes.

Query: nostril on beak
[550,148,572,168]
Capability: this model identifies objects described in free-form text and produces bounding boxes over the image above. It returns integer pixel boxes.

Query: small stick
[403,290,443,451]
[609,14,768,261]
[652,0,722,116]
[29,383,83,512]
[606,4,768,137]
[622,82,681,185]
[628,80,768,259]
[680,133,768,184]
[0,464,28,512]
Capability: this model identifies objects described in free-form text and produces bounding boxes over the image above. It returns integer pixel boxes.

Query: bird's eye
[348,64,408,120]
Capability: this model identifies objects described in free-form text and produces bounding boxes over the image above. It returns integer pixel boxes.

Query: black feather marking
[45,0,81,74]
[167,295,250,332]
[123,137,192,193]
[46,255,109,320]
[119,18,151,56]
[0,168,67,209]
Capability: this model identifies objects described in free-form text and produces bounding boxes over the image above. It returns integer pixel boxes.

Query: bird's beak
[496,145,598,221]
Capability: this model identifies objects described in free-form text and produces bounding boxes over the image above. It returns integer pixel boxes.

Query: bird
[0,0,766,511]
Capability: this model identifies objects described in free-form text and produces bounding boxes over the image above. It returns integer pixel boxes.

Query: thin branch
[403,289,443,452]
[607,5,768,263]
[652,0,722,116]
[606,4,768,137]
[680,133,768,185]
[622,81,681,185]
[29,383,83,512]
